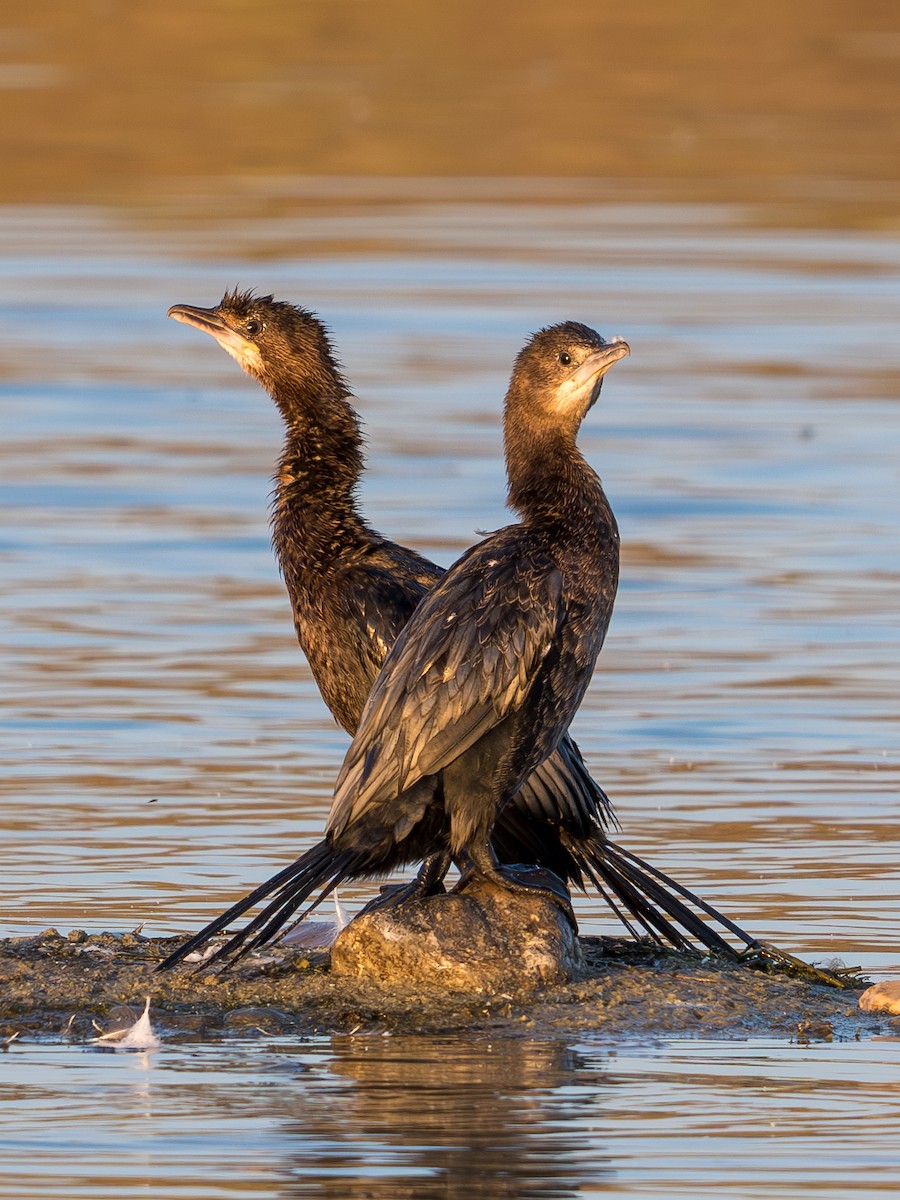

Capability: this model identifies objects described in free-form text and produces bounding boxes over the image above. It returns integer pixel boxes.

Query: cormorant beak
[573,339,630,389]
[564,339,630,413]
[167,303,263,376]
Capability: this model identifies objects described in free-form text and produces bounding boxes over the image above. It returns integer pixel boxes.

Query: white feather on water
[91,996,161,1050]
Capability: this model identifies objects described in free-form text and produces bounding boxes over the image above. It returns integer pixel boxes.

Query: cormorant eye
[246,318,263,337]
[558,351,572,366]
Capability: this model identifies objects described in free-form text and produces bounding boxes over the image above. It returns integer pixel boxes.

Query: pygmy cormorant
[160,296,759,969]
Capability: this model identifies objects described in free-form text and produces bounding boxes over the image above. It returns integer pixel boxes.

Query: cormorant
[161,294,759,969]
[324,320,627,910]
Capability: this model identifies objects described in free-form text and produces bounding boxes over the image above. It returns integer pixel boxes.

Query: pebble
[858,980,900,1014]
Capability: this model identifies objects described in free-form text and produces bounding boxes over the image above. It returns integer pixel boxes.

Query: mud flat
[0,928,880,1045]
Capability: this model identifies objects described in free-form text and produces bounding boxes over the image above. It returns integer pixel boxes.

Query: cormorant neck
[505,420,612,536]
[269,377,373,575]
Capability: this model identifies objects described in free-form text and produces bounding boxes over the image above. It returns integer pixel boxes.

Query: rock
[858,980,900,1014]
[329,878,584,994]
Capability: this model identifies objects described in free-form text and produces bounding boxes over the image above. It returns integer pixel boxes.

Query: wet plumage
[160,293,759,969]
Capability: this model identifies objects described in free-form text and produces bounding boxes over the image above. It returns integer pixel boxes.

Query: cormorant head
[167,289,346,402]
[506,321,629,433]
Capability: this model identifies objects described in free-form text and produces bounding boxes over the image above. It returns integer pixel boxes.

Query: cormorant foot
[447,848,478,894]
[460,860,577,930]
[450,872,473,894]
[357,852,450,917]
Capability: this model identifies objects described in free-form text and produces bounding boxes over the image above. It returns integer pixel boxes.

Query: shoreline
[0,929,877,1045]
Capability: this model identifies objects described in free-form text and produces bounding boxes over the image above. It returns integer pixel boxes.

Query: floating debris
[738,942,865,990]
[796,1017,834,1043]
[183,943,220,965]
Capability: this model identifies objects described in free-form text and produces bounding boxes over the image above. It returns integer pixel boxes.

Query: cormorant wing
[336,563,429,678]
[327,531,564,837]
[335,541,445,676]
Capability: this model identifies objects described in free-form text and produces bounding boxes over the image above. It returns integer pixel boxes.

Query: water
[1,196,899,1195]
[4,1032,900,1198]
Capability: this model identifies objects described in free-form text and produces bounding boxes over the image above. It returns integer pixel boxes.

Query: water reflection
[281,1035,611,1199]
[1,199,898,965]
[4,4,900,224]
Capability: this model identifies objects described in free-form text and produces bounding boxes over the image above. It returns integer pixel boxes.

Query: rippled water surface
[5,1032,900,1199]
[1,196,899,1196]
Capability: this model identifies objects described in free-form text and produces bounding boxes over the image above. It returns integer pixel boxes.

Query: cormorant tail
[490,809,748,958]
[569,835,757,960]
[157,840,360,972]
[158,833,763,972]
[591,843,862,988]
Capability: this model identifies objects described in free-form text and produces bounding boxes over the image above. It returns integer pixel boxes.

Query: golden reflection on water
[0,1,899,226]
[281,1036,608,1199]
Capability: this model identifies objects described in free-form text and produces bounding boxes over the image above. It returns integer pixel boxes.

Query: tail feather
[492,804,746,957]
[579,854,699,952]
[206,858,356,968]
[605,842,758,949]
[157,840,356,971]
[578,875,647,943]
[567,835,754,960]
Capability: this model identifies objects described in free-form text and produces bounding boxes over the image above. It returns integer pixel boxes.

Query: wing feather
[336,546,442,677]
[328,530,564,837]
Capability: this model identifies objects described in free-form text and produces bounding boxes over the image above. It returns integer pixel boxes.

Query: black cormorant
[160,295,759,969]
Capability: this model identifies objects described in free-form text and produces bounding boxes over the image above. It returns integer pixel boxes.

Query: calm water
[1,196,899,1195]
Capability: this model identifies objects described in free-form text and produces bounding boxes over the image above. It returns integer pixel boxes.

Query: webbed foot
[461,842,577,930]
[357,851,450,917]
